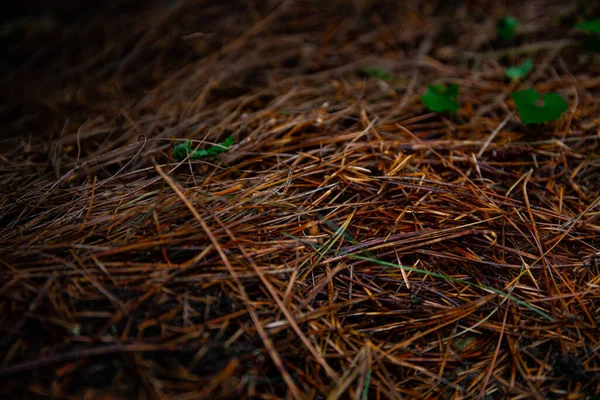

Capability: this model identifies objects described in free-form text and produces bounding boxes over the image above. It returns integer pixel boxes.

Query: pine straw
[1,0,600,398]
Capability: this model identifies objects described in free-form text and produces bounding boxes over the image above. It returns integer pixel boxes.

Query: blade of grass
[348,254,554,321]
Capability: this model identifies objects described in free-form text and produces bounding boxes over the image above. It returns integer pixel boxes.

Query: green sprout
[497,16,519,40]
[505,58,533,80]
[173,137,235,160]
[421,83,460,114]
[510,88,568,125]
[360,67,392,81]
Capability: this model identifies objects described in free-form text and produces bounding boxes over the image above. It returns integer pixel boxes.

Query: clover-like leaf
[497,16,518,40]
[510,88,568,125]
[505,58,533,80]
[173,137,235,160]
[421,83,460,114]
[576,19,600,34]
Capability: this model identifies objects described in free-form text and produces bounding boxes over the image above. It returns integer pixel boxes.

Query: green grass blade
[349,254,554,321]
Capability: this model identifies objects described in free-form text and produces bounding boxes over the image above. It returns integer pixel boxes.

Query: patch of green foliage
[361,67,392,80]
[173,137,235,160]
[505,58,533,80]
[421,83,460,114]
[510,88,568,125]
[497,16,519,40]
[576,19,600,34]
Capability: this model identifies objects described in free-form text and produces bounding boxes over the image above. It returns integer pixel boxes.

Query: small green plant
[497,16,519,40]
[360,67,392,80]
[505,58,533,80]
[173,137,235,160]
[421,83,460,114]
[575,19,600,34]
[510,88,568,125]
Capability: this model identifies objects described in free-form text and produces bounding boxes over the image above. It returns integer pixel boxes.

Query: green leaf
[497,16,519,40]
[173,137,235,160]
[510,88,568,125]
[360,67,392,80]
[505,58,533,80]
[576,19,600,34]
[421,83,460,114]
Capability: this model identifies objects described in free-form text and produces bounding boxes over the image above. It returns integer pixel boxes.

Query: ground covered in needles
[1,1,600,398]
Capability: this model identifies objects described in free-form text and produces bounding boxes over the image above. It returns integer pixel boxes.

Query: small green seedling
[497,16,519,40]
[576,19,600,34]
[510,88,568,125]
[360,67,392,80]
[505,58,533,80]
[421,83,460,114]
[173,137,235,160]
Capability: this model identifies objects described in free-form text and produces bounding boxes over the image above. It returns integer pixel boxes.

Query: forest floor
[1,1,600,398]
